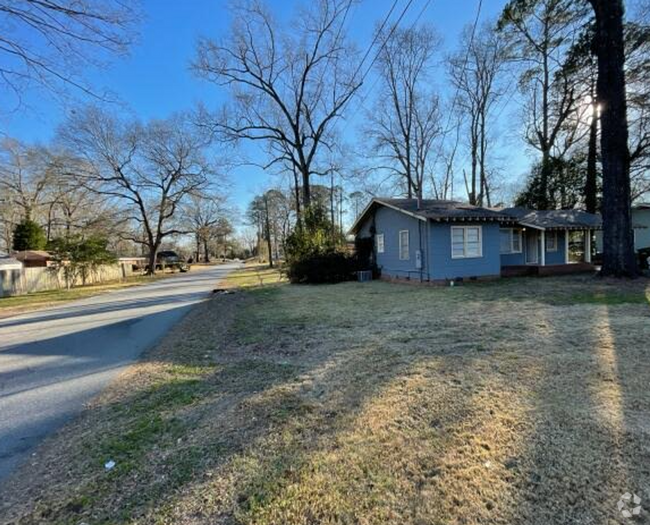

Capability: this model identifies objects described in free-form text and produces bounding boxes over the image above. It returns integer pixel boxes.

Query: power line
[430,0,483,195]
[348,0,435,123]
[350,0,400,83]
[439,0,483,140]
[342,0,419,134]
[358,0,416,83]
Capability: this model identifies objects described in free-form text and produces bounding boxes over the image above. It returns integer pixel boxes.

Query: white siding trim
[375,233,385,253]
[399,230,410,260]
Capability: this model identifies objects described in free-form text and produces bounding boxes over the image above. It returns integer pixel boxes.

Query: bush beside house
[285,206,361,284]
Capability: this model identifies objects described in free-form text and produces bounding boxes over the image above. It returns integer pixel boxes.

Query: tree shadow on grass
[499,280,650,524]
[4,278,649,525]
[0,283,499,524]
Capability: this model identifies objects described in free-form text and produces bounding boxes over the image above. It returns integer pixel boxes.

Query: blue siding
[372,206,426,279]
[499,228,525,265]
[500,229,567,266]
[501,252,525,265]
[355,203,576,280]
[545,230,567,265]
[428,223,501,280]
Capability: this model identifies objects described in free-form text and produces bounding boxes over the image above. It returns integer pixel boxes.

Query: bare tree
[0,138,52,219]
[449,22,508,206]
[499,0,588,209]
[182,192,228,262]
[60,107,216,274]
[194,0,361,210]
[366,25,442,203]
[0,0,139,107]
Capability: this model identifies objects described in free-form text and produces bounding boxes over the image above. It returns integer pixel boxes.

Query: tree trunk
[539,153,551,210]
[301,168,311,209]
[590,0,638,276]
[147,244,159,276]
[585,100,599,213]
[292,167,302,225]
[329,173,336,236]
[203,238,210,263]
[264,195,274,269]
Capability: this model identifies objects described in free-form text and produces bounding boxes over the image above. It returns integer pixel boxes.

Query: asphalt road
[0,263,240,483]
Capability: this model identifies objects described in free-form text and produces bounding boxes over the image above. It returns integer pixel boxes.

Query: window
[546,231,558,252]
[451,226,483,259]
[500,228,522,254]
[376,233,385,254]
[399,230,410,260]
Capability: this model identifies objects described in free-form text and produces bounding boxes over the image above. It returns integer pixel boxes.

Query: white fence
[0,263,135,298]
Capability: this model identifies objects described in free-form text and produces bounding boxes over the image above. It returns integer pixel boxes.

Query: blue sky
[1,0,529,219]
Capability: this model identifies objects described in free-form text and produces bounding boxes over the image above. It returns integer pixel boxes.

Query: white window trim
[546,231,558,252]
[398,230,410,260]
[500,228,522,254]
[451,225,483,259]
[376,233,385,254]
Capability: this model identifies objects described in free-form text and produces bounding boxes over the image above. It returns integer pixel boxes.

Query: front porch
[501,226,597,277]
[501,262,597,277]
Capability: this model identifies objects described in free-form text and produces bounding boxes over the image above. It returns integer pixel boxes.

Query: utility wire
[342,0,419,134]
[430,0,484,196]
[349,0,435,122]
[350,0,400,83]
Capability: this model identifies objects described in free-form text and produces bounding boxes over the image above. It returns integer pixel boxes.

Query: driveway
[0,263,240,483]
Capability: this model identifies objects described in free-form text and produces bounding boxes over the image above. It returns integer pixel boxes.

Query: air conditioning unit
[357,270,373,282]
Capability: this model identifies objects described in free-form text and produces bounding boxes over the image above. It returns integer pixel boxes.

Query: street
[0,263,240,483]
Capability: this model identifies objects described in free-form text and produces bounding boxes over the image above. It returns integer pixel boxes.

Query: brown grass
[1,274,650,525]
[221,264,286,289]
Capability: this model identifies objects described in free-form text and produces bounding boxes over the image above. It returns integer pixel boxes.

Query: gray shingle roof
[501,207,602,230]
[349,198,605,234]
[378,198,515,222]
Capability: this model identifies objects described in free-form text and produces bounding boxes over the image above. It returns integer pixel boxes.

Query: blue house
[350,198,602,282]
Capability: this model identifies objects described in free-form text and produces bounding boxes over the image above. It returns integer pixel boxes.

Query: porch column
[540,230,546,266]
[585,230,592,263]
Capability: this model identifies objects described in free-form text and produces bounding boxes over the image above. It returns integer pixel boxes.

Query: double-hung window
[500,228,522,254]
[451,226,482,259]
[399,230,410,260]
[546,231,558,251]
[375,233,385,254]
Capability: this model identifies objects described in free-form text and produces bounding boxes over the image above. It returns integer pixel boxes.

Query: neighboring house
[634,204,650,249]
[350,198,601,282]
[0,252,23,298]
[13,250,53,268]
[593,203,650,253]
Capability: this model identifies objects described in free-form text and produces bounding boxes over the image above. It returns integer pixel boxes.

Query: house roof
[349,198,515,234]
[0,253,23,269]
[635,203,650,210]
[13,250,51,262]
[350,197,612,235]
[500,207,602,231]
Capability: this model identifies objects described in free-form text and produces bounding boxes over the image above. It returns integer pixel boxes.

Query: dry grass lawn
[1,272,649,525]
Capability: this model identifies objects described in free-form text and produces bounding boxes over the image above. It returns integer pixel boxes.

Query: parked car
[144,251,190,273]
